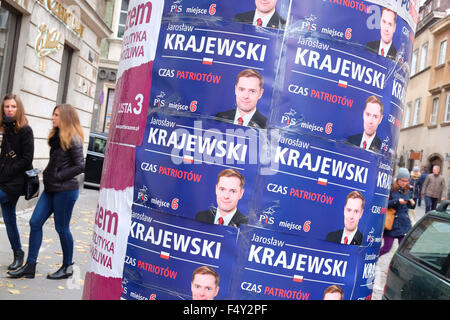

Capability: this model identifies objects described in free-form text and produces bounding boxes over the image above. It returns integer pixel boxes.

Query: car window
[89,136,107,154]
[400,217,450,279]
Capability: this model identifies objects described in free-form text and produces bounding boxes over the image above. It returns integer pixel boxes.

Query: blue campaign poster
[149,0,291,129]
[121,207,239,300]
[113,0,420,301]
[230,225,373,300]
[269,0,414,156]
[250,128,391,246]
[133,110,261,224]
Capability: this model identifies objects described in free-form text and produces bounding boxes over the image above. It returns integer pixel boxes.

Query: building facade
[397,0,450,199]
[0,0,112,209]
[90,0,124,134]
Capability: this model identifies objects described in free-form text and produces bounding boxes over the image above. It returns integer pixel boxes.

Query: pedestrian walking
[0,93,34,271]
[422,165,446,212]
[379,168,415,257]
[8,104,84,279]
[409,166,421,208]
[417,166,428,207]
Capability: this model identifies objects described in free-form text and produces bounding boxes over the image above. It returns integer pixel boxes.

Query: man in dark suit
[365,7,397,60]
[347,95,384,152]
[195,169,248,228]
[233,0,285,30]
[326,191,365,246]
[215,69,267,129]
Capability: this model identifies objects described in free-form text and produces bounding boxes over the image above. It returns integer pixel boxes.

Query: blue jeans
[27,189,79,265]
[0,189,21,251]
[425,196,438,212]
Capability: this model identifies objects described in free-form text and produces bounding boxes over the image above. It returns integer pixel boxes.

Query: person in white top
[233,0,286,30]
[347,95,384,152]
[195,169,249,227]
[365,6,397,60]
[215,69,268,128]
[326,191,365,246]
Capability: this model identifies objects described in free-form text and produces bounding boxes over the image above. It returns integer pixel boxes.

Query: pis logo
[153,91,165,107]
[281,109,297,126]
[301,14,317,31]
[259,206,276,225]
[136,185,148,205]
[170,0,182,12]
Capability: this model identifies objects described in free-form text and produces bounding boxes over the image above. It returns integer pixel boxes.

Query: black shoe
[47,264,73,280]
[8,249,24,270]
[7,262,36,279]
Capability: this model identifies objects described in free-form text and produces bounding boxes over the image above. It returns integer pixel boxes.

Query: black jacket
[346,133,382,153]
[325,229,363,246]
[0,123,34,205]
[215,109,267,129]
[43,130,84,193]
[195,208,248,228]
[365,40,397,60]
[233,10,286,30]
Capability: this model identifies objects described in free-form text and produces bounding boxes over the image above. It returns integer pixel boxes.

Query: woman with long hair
[379,167,415,256]
[8,104,84,279]
[0,93,34,271]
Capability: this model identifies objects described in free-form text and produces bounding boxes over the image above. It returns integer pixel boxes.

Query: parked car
[383,200,450,299]
[84,132,107,188]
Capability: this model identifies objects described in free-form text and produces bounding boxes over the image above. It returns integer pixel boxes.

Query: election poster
[121,207,239,300]
[107,0,165,146]
[148,0,292,129]
[249,128,390,247]
[83,0,165,299]
[270,0,417,157]
[133,110,261,224]
[230,225,366,300]
[83,0,420,301]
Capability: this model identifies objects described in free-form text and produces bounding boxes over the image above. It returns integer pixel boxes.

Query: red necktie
[381,48,385,56]
[238,117,244,126]
[344,236,348,245]
[257,18,262,26]
[363,140,367,149]
[218,217,224,225]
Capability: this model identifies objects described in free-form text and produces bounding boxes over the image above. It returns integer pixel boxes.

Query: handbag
[384,207,396,231]
[24,168,40,200]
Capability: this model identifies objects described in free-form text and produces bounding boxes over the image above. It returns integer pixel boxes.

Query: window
[404,102,412,127]
[117,0,129,38]
[88,135,107,154]
[412,98,421,125]
[419,42,428,71]
[401,217,450,278]
[445,92,450,123]
[430,97,439,125]
[0,3,21,97]
[56,45,73,104]
[438,40,447,65]
[103,88,115,133]
[411,49,418,75]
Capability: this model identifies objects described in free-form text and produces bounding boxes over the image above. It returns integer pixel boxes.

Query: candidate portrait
[191,266,220,300]
[215,69,267,129]
[233,0,286,30]
[326,191,365,246]
[323,285,344,300]
[365,7,397,60]
[347,95,383,152]
[195,169,248,227]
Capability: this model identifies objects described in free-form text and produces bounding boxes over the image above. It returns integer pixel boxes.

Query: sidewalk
[0,188,99,300]
[371,204,426,300]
